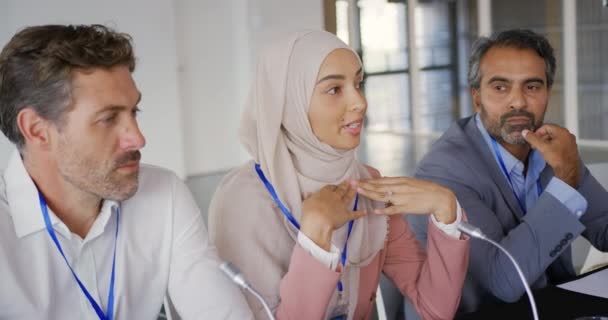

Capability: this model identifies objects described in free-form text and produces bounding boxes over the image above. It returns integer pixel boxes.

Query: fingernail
[522,129,529,137]
[357,187,364,193]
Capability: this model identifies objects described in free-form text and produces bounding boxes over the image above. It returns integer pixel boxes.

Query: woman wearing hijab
[208,30,469,320]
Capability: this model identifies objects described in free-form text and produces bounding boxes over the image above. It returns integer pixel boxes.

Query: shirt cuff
[545,177,588,218]
[430,200,463,239]
[297,232,341,271]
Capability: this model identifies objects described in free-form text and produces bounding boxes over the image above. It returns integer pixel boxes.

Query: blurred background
[1,1,607,318]
[2,0,608,187]
[2,0,607,187]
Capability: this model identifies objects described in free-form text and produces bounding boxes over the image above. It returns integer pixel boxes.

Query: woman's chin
[328,137,361,151]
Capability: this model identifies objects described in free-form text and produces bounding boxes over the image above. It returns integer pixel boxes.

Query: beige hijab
[239,30,387,318]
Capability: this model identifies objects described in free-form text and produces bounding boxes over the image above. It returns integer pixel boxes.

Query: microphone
[457,221,539,320]
[219,261,276,320]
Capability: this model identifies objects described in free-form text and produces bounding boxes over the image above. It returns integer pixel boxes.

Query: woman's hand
[352,177,457,224]
[300,181,367,251]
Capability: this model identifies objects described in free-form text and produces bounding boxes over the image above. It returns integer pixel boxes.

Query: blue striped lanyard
[38,192,119,320]
[490,138,541,214]
[254,163,357,293]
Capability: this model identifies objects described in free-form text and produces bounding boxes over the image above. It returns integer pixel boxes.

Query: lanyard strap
[337,196,357,292]
[255,163,357,293]
[490,138,542,214]
[38,192,119,320]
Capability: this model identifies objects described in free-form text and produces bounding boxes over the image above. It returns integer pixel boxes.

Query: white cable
[457,221,539,320]
[244,284,275,320]
[220,261,276,320]
[375,286,387,320]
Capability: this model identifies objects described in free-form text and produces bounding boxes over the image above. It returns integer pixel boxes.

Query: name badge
[328,303,349,320]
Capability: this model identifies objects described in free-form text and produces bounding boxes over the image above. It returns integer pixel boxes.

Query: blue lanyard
[490,138,541,214]
[38,192,119,320]
[254,163,357,293]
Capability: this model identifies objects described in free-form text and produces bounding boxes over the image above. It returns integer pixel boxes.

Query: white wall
[0,4,14,170]
[176,0,324,176]
[0,0,325,177]
[0,0,186,177]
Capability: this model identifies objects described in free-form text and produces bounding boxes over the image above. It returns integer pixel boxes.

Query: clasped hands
[300,176,457,250]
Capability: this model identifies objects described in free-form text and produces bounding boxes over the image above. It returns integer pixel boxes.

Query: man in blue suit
[406,29,608,313]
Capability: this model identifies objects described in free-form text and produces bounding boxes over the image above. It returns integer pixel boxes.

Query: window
[335,0,608,145]
[336,0,468,134]
[577,0,608,140]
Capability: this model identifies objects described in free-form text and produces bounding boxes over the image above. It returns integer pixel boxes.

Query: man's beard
[57,136,142,202]
[480,106,543,145]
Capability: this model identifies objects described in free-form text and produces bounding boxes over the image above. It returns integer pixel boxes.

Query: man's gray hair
[0,24,135,150]
[468,29,556,90]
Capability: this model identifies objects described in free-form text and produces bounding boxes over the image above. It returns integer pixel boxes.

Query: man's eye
[102,115,116,123]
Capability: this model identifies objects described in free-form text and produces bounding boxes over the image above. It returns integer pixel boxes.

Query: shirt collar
[3,150,118,239]
[474,113,546,181]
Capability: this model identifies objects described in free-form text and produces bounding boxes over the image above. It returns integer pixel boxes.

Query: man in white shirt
[0,24,253,319]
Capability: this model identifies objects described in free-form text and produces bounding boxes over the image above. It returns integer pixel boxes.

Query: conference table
[457,265,608,319]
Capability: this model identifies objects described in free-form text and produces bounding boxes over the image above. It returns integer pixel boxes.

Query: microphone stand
[458,221,539,320]
[220,261,276,320]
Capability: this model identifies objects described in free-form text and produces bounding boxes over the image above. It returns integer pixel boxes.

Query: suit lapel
[462,117,526,220]
[539,165,554,189]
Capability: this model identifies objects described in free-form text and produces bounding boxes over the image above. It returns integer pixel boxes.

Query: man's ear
[471,88,481,113]
[17,107,52,151]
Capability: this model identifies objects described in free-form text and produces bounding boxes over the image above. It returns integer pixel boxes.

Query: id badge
[328,303,348,320]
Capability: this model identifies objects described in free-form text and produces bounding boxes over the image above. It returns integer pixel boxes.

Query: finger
[373,205,407,215]
[364,165,381,178]
[358,181,421,200]
[302,192,312,199]
[535,123,560,133]
[335,181,350,197]
[359,176,415,186]
[536,130,552,141]
[348,209,368,220]
[356,185,391,202]
[536,123,572,139]
[534,126,552,137]
[522,129,547,151]
[321,184,339,193]
[373,205,433,216]
[343,182,357,202]
[357,179,405,193]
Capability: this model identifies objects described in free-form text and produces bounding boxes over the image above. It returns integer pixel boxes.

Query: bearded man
[405,29,608,314]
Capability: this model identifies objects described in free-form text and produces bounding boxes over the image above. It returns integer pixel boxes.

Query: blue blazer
[406,115,608,313]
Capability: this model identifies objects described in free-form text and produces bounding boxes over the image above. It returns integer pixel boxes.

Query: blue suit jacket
[406,116,608,313]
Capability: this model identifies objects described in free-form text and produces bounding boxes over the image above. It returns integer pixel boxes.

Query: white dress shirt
[0,152,253,320]
[297,202,463,270]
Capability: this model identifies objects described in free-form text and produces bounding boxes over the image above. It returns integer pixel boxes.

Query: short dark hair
[467,29,556,90]
[0,24,136,149]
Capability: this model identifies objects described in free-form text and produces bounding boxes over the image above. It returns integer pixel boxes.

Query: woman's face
[308,48,366,150]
